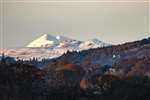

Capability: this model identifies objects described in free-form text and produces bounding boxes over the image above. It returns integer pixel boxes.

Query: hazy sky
[0,0,149,48]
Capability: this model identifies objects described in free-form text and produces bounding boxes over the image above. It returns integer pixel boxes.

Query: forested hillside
[0,38,150,100]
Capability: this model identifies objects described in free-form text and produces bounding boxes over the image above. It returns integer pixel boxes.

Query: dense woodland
[0,38,150,100]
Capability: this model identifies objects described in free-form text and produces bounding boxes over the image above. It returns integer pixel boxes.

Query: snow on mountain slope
[0,48,61,60]
[27,34,75,48]
[27,34,59,47]
[79,39,110,50]
[55,35,75,43]
[1,34,110,60]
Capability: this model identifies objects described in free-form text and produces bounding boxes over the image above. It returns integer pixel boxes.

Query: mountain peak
[42,34,48,39]
[39,34,49,40]
[27,34,75,48]
[27,33,110,49]
[79,38,110,50]
[27,34,58,47]
[41,34,56,40]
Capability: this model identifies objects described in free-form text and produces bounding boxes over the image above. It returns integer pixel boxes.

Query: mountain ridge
[27,34,109,48]
[1,34,110,60]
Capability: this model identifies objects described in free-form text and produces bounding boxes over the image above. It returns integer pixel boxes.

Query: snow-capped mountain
[27,34,79,48]
[1,34,110,60]
[27,34,58,47]
[79,39,110,50]
[27,34,109,49]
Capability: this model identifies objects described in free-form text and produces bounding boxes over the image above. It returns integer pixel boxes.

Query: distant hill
[49,37,150,66]
[0,34,110,60]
